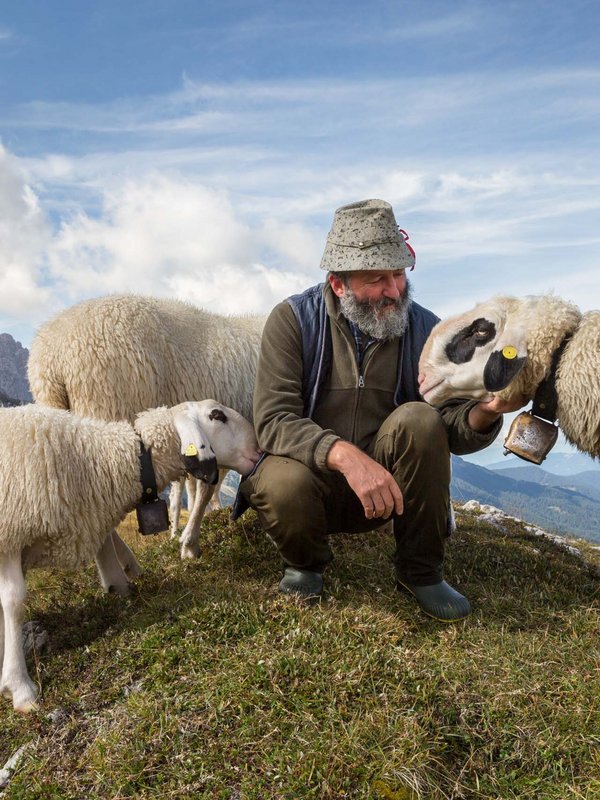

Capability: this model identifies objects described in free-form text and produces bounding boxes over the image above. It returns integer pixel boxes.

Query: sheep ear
[208,408,228,423]
[482,321,527,391]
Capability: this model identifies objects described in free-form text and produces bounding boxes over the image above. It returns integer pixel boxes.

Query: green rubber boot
[279,568,324,599]
[397,579,470,622]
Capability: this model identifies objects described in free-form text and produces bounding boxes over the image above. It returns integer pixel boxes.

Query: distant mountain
[484,451,600,476]
[492,465,600,497]
[0,333,31,403]
[0,387,21,407]
[451,456,600,542]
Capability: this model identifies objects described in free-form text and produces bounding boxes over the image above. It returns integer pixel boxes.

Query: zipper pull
[358,374,364,388]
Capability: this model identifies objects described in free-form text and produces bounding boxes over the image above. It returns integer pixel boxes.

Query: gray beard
[338,280,412,340]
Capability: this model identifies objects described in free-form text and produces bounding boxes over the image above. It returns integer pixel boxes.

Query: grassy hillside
[1,507,599,799]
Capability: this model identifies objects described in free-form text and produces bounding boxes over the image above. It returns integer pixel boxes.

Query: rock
[0,744,32,791]
[22,621,48,658]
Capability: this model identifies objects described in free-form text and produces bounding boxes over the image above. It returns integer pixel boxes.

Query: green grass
[1,506,599,799]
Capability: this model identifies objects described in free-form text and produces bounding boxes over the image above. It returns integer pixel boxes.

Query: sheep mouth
[419,377,445,401]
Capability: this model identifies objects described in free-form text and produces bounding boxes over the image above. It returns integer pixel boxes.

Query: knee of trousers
[378,402,449,460]
[246,455,328,522]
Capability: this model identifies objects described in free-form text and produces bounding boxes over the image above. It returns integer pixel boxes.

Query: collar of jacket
[286,282,440,419]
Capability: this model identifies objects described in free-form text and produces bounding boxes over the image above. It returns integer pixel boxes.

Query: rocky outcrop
[0,333,31,403]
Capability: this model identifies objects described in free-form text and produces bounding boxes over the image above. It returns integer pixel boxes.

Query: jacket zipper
[358,374,364,388]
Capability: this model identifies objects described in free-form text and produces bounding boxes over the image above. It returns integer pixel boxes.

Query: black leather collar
[531,333,572,423]
[138,440,159,504]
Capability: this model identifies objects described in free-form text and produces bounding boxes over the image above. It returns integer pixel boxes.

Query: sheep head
[172,400,261,479]
[418,295,582,407]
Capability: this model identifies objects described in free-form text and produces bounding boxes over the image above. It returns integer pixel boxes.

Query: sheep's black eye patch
[444,318,497,364]
[208,408,228,423]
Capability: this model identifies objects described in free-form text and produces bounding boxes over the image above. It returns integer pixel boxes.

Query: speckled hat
[319,199,415,272]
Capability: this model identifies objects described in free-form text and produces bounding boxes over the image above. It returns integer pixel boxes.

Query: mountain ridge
[452,456,600,542]
[0,333,31,403]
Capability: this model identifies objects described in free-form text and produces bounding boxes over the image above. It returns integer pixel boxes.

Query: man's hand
[326,440,403,520]
[468,393,529,432]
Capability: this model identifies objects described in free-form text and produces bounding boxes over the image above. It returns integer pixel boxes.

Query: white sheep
[418,294,600,456]
[0,399,260,713]
[28,294,264,568]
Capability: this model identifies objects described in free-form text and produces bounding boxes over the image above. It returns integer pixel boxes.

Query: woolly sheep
[28,294,265,566]
[0,399,260,713]
[418,294,600,456]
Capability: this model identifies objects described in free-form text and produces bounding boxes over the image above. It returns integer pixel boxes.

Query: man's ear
[328,273,346,298]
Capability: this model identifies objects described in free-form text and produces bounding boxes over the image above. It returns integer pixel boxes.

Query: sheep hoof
[15,697,39,714]
[108,582,131,598]
[11,681,39,713]
[180,544,200,560]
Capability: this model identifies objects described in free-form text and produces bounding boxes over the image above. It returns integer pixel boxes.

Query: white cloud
[46,174,315,314]
[385,8,485,40]
[0,145,53,319]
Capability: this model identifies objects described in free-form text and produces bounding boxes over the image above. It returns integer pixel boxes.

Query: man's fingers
[391,482,404,515]
[363,484,404,519]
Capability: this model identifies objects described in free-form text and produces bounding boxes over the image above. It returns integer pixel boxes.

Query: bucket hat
[320,199,415,272]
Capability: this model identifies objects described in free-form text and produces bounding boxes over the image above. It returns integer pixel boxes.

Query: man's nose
[382,277,401,297]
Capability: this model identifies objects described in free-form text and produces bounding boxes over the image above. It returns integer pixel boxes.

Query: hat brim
[320,240,415,272]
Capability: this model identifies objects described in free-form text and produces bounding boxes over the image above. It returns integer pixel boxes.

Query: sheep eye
[445,317,497,364]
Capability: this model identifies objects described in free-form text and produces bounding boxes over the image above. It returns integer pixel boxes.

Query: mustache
[373,296,401,309]
[355,294,404,313]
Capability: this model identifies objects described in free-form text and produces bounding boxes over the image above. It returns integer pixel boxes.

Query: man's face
[345,269,407,307]
[329,269,411,340]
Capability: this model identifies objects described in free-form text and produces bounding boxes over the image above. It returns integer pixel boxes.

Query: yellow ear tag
[185,444,198,457]
[502,346,518,360]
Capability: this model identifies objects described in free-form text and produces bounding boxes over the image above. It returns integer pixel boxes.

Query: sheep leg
[94,531,131,597]
[207,469,227,510]
[180,481,216,559]
[110,531,142,579]
[0,552,39,712]
[186,476,197,509]
[169,477,185,537]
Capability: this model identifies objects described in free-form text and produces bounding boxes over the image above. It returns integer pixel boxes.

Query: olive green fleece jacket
[253,283,501,471]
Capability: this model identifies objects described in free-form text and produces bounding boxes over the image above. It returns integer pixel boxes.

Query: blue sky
[1,2,599,419]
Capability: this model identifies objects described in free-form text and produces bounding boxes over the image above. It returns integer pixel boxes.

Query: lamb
[28,294,265,567]
[0,399,260,713]
[418,294,600,456]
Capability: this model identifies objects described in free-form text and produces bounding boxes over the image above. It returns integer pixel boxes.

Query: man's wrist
[325,439,354,471]
[468,402,502,433]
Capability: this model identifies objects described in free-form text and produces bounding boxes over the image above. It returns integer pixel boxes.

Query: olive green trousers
[240,402,451,586]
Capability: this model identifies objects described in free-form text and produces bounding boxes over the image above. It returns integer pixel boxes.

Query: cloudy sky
[2,0,599,349]
[2,1,598,463]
